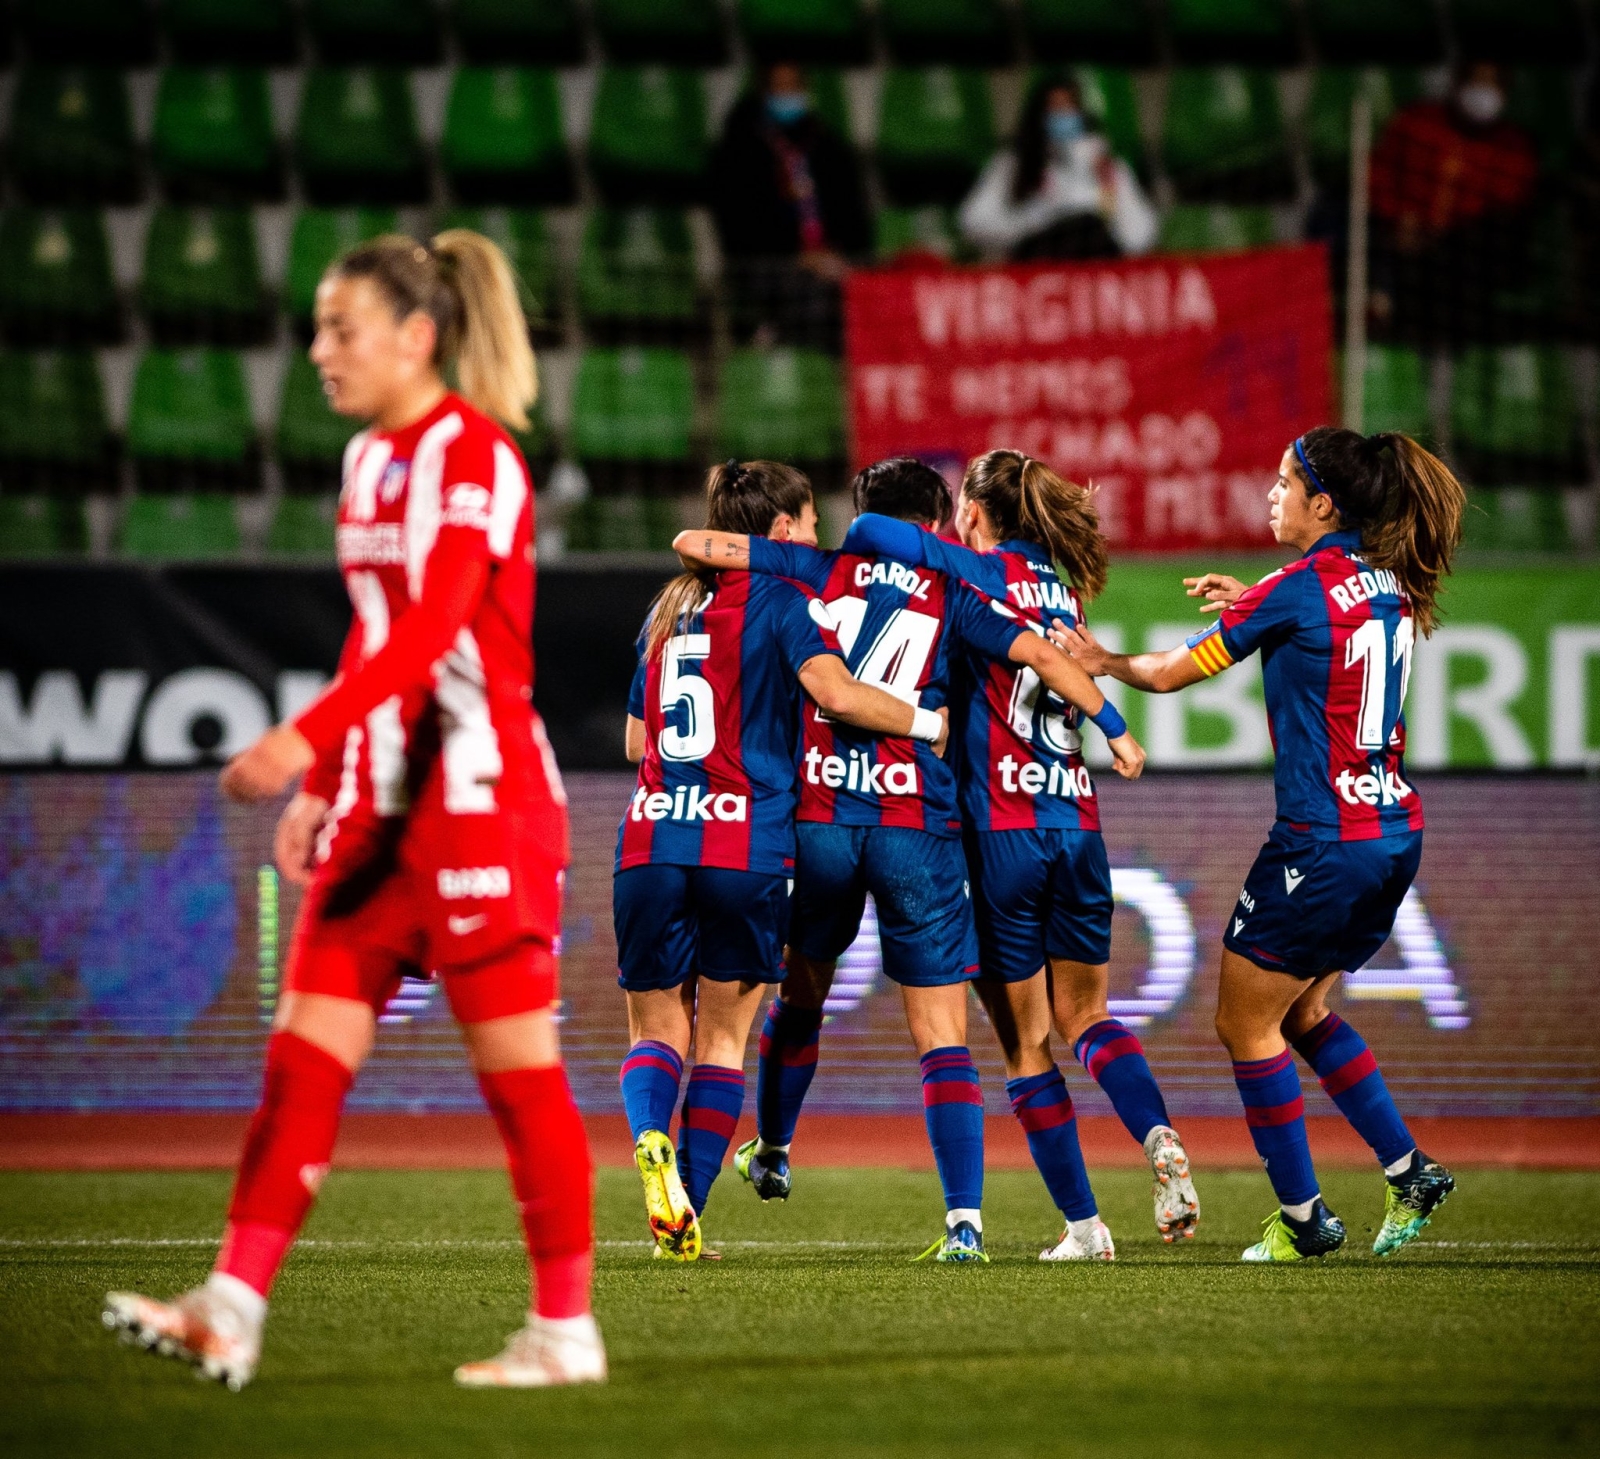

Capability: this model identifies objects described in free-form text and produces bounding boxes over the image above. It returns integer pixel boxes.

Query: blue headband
[1293,436,1341,513]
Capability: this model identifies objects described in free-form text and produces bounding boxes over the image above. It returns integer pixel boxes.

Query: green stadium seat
[126,348,258,494]
[441,68,574,206]
[15,0,155,65]
[737,0,870,66]
[8,69,142,206]
[1023,0,1155,66]
[577,209,699,342]
[1506,69,1582,174]
[163,0,298,65]
[1305,0,1442,65]
[875,206,967,264]
[296,69,428,206]
[571,347,696,486]
[1353,345,1432,439]
[449,0,586,66]
[152,68,282,203]
[120,493,243,557]
[881,0,1011,66]
[587,69,709,206]
[1450,346,1583,487]
[287,208,400,331]
[1166,0,1298,66]
[306,0,443,66]
[267,494,340,555]
[1161,68,1293,202]
[140,208,271,348]
[595,0,728,66]
[1157,205,1275,253]
[1305,68,1422,185]
[437,207,561,339]
[877,68,996,207]
[716,348,844,464]
[0,350,115,493]
[1460,487,1571,553]
[563,495,681,552]
[276,351,359,495]
[1449,0,1585,67]
[1073,67,1146,175]
[0,495,88,556]
[0,209,122,346]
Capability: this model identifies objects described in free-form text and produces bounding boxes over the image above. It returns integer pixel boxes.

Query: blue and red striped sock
[1006,1066,1097,1221]
[678,1065,745,1214]
[619,1039,683,1142]
[755,999,823,1148]
[1233,1050,1319,1207]
[1292,1013,1413,1169]
[920,1047,985,1213]
[1074,1018,1171,1144]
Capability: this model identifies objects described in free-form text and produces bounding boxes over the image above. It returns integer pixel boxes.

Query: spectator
[959,75,1156,261]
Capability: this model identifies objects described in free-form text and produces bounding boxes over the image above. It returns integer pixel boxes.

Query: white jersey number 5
[659,634,715,761]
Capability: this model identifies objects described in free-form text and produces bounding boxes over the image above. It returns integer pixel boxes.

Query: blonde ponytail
[962,449,1110,600]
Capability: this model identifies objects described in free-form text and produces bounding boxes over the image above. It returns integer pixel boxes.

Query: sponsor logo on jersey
[628,786,749,823]
[803,746,919,796]
[448,913,489,935]
[1284,867,1305,894]
[1233,917,1246,936]
[852,559,932,601]
[1335,766,1414,807]
[380,459,408,503]
[997,754,1093,799]
[1327,567,1403,614]
[443,481,493,531]
[337,521,407,565]
[1238,888,1256,912]
[437,865,512,899]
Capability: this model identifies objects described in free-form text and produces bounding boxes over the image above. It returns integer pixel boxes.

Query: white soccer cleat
[454,1313,608,1389]
[102,1282,262,1391]
[1040,1217,1116,1262]
[1145,1125,1200,1242]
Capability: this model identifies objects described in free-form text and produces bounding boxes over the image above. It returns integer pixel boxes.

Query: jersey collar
[999,538,1045,559]
[1303,528,1362,558]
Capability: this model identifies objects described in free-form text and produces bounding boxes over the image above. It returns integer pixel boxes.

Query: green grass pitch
[3,1166,1598,1457]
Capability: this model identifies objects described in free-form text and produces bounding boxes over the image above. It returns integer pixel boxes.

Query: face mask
[766,93,810,127]
[1456,83,1504,125]
[1046,110,1086,146]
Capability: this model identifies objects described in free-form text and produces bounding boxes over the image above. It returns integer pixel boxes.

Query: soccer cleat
[454,1313,607,1388]
[734,1138,791,1202]
[1374,1150,1456,1257]
[1040,1217,1116,1262]
[633,1129,701,1262]
[914,1220,989,1263]
[1240,1199,1347,1263]
[1145,1125,1200,1242]
[102,1285,261,1391]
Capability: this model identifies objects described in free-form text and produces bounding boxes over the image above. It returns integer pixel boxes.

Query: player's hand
[932,706,950,760]
[1183,573,1246,614]
[1049,622,1109,676]
[1106,731,1145,781]
[274,791,331,886]
[220,724,317,804]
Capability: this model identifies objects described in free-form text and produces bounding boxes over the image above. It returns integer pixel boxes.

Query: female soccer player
[1056,427,1464,1262]
[103,232,603,1389]
[616,460,948,1261]
[842,450,1197,1258]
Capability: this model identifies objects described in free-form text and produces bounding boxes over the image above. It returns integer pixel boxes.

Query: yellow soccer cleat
[634,1129,702,1261]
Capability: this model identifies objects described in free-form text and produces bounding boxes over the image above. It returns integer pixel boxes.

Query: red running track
[2,1114,1596,1171]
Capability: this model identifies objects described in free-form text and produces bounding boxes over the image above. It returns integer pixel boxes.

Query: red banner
[844,245,1333,551]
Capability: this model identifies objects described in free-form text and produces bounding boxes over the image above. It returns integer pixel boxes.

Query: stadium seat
[267,494,340,555]
[152,68,282,204]
[587,69,709,207]
[716,348,845,465]
[449,0,586,66]
[126,348,258,494]
[594,0,728,66]
[140,208,271,348]
[1304,0,1442,65]
[15,0,156,65]
[881,0,1012,67]
[1450,346,1583,487]
[0,494,88,556]
[1460,486,1571,553]
[877,69,996,208]
[305,0,443,66]
[1161,68,1294,203]
[287,208,400,332]
[577,209,699,343]
[571,346,697,499]
[276,351,358,497]
[296,69,428,206]
[875,206,967,264]
[1073,67,1146,176]
[436,207,561,339]
[1507,69,1582,173]
[1305,68,1421,186]
[120,493,243,557]
[1166,0,1299,66]
[163,0,299,65]
[1449,0,1585,67]
[1355,345,1432,439]
[0,350,115,494]
[8,69,142,206]
[563,493,682,552]
[0,209,122,347]
[1022,0,1155,66]
[1157,205,1275,253]
[737,0,871,66]
[441,68,575,206]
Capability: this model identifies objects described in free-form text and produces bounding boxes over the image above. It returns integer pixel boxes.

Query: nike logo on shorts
[448,913,489,935]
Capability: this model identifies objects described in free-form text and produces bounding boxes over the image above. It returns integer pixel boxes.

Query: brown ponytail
[328,230,537,430]
[961,449,1109,600]
[1293,426,1465,636]
[644,460,814,661]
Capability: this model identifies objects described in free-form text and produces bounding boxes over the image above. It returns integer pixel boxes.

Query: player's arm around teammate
[1057,429,1466,1262]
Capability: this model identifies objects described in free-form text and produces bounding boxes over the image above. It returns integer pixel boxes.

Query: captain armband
[1187,628,1235,679]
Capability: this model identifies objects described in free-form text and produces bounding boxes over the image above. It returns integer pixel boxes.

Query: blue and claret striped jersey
[840,516,1101,833]
[749,536,1022,836]
[616,571,841,874]
[1186,529,1424,842]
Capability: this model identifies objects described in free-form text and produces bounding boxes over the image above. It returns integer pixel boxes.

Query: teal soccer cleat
[1374,1151,1456,1256]
[1241,1198,1347,1262]
[733,1138,791,1202]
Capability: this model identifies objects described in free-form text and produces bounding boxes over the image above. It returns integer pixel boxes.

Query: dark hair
[961,449,1109,600]
[1292,426,1466,636]
[851,456,952,527]
[1011,73,1090,205]
[646,460,814,659]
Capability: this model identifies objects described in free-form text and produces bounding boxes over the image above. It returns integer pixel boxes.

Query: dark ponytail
[1293,426,1466,636]
[961,448,1110,600]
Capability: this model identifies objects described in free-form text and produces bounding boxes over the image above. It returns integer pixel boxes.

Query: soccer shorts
[612,864,791,992]
[1223,824,1423,979]
[964,826,1114,981]
[790,824,980,988]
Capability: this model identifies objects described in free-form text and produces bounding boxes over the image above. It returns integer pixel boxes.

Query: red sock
[477,1064,595,1320]
[215,1030,353,1299]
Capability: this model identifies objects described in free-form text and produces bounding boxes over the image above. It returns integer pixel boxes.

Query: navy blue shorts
[613,864,790,992]
[965,827,1114,982]
[1223,825,1423,979]
[790,824,980,988]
